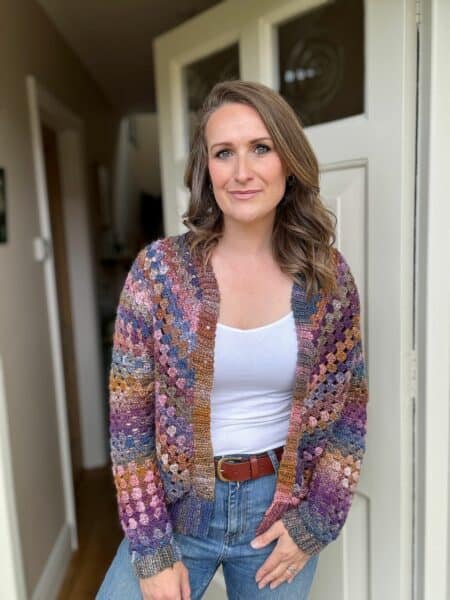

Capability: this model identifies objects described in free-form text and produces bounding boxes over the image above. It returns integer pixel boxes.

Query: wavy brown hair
[182,80,338,300]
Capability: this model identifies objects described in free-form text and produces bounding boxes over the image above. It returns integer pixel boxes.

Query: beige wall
[0,0,120,594]
[114,113,162,250]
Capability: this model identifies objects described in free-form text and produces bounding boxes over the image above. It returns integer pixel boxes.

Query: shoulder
[329,247,361,312]
[329,247,360,299]
[330,246,354,282]
[135,233,186,263]
[130,233,188,280]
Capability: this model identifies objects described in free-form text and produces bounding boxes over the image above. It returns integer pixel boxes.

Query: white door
[154,1,417,598]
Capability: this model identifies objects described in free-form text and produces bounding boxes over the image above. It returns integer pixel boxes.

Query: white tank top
[210,310,297,456]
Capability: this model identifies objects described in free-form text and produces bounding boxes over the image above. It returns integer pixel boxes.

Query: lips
[229,190,261,199]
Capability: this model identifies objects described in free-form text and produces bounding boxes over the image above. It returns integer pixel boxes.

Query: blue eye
[214,143,271,159]
[215,149,231,159]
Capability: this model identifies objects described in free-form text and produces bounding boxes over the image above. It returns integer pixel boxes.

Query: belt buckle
[216,455,244,482]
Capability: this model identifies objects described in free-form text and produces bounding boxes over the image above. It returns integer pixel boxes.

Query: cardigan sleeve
[281,252,369,555]
[108,246,182,578]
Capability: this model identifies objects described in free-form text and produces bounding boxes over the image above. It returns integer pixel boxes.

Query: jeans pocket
[244,474,278,538]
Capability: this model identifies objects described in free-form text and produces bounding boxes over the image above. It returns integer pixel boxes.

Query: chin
[227,210,276,225]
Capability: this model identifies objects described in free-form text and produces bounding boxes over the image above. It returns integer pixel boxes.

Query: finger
[285,562,305,585]
[257,560,291,589]
[269,572,291,590]
[267,562,303,590]
[255,555,279,584]
[251,521,283,549]
[151,588,181,600]
[255,546,290,583]
[180,566,191,600]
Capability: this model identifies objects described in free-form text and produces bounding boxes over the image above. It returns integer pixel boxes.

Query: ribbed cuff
[131,540,183,579]
[281,507,325,556]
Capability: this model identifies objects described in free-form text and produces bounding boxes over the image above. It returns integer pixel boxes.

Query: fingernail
[250,540,260,548]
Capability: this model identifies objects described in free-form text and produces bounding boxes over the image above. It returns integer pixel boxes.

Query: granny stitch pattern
[108,231,369,578]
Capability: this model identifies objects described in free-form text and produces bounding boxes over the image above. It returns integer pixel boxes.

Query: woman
[97,80,369,600]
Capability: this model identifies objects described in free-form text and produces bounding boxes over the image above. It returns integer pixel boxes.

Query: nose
[234,153,253,183]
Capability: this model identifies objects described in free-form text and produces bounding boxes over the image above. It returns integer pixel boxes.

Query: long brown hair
[182,80,338,300]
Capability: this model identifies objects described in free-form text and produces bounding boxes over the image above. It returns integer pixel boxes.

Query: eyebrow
[210,136,273,151]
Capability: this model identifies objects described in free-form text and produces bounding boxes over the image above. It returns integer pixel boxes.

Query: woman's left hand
[250,519,311,590]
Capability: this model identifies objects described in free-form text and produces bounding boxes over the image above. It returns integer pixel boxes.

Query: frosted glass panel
[277,0,364,126]
[184,44,240,142]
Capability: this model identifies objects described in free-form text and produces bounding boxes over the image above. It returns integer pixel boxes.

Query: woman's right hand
[139,561,191,600]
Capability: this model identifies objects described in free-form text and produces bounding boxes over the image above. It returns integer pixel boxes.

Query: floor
[56,466,227,599]
[57,467,122,599]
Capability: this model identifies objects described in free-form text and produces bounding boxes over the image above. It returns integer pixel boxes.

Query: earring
[286,174,295,187]
[208,182,213,191]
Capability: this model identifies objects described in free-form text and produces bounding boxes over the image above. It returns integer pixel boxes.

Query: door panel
[321,164,367,325]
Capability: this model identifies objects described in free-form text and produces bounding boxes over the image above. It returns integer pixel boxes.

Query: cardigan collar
[180,231,324,523]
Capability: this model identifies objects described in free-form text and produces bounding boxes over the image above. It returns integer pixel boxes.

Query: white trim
[26,75,108,473]
[31,524,73,600]
[0,357,27,600]
[26,75,79,552]
[415,0,450,599]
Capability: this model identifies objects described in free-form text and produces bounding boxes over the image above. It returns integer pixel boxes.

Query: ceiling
[36,0,223,114]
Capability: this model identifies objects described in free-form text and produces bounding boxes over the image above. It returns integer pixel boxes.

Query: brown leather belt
[214,446,284,482]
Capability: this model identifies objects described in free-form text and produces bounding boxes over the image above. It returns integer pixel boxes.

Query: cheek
[266,159,286,192]
[208,161,230,187]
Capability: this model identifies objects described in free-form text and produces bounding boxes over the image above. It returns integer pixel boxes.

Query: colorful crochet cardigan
[109,231,369,579]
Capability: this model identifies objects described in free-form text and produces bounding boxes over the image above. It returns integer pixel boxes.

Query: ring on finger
[286,564,297,575]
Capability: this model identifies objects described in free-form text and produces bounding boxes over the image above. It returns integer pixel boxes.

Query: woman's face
[205,102,287,228]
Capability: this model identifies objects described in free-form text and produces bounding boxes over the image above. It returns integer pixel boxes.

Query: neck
[218,214,276,259]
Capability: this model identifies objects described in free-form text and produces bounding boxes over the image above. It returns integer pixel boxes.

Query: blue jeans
[97,448,319,599]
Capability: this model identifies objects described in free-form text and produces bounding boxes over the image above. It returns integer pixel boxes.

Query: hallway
[57,468,121,599]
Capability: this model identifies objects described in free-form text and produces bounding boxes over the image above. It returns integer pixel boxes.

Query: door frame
[26,75,79,552]
[414,1,450,598]
[26,75,108,471]
[0,356,27,599]
[24,76,106,596]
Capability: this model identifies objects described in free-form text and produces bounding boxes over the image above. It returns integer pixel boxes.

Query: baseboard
[31,523,73,600]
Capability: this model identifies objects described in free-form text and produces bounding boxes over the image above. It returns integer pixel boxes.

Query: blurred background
[0,0,448,599]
